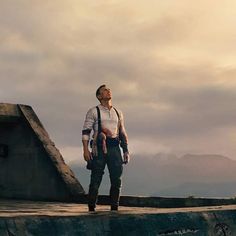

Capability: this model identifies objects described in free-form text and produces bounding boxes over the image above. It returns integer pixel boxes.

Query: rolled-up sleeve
[82,108,95,141]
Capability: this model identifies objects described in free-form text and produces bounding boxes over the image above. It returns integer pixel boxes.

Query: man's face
[98,86,112,101]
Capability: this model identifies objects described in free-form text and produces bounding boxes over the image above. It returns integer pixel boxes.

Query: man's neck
[100,100,112,110]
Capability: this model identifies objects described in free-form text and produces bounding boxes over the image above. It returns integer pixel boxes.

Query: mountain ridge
[70,153,236,197]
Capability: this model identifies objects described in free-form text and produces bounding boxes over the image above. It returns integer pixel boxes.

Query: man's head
[96,84,112,102]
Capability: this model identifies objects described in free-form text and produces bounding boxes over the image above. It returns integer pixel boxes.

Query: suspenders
[96,106,102,135]
[94,106,128,153]
[96,106,121,136]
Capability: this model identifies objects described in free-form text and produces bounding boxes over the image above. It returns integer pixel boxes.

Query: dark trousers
[88,145,123,208]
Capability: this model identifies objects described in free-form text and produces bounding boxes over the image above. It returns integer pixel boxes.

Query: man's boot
[110,187,120,211]
[88,191,97,212]
[88,205,95,212]
[110,205,118,211]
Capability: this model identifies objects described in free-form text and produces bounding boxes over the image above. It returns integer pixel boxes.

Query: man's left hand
[123,152,130,164]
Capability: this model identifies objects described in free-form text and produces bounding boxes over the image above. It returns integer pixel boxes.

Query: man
[82,84,130,211]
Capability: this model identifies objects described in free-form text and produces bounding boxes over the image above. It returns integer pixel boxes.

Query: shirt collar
[99,104,113,111]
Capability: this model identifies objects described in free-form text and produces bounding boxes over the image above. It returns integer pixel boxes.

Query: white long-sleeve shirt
[82,104,128,142]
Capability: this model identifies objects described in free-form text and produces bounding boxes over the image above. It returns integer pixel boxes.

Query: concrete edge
[0,103,21,121]
[76,194,236,208]
[1,208,236,235]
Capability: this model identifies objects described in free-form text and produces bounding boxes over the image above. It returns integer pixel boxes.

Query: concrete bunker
[0,103,85,202]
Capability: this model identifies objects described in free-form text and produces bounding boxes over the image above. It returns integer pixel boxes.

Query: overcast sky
[1,0,236,164]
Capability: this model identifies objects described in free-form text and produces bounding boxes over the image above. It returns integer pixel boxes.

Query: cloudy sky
[1,0,236,164]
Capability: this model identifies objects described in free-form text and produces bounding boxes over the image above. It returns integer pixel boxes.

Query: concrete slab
[0,198,236,217]
[1,199,236,235]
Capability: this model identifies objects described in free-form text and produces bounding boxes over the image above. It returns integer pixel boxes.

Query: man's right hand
[83,149,92,162]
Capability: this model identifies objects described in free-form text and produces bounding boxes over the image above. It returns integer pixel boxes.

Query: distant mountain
[70,153,236,198]
[155,182,236,198]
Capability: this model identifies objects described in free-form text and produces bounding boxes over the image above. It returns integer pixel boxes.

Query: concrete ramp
[0,103,85,202]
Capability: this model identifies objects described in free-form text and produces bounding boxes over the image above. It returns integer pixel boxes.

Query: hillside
[70,153,236,197]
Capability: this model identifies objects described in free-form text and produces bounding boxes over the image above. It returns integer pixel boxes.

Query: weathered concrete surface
[0,103,20,122]
[0,199,236,235]
[0,103,84,202]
